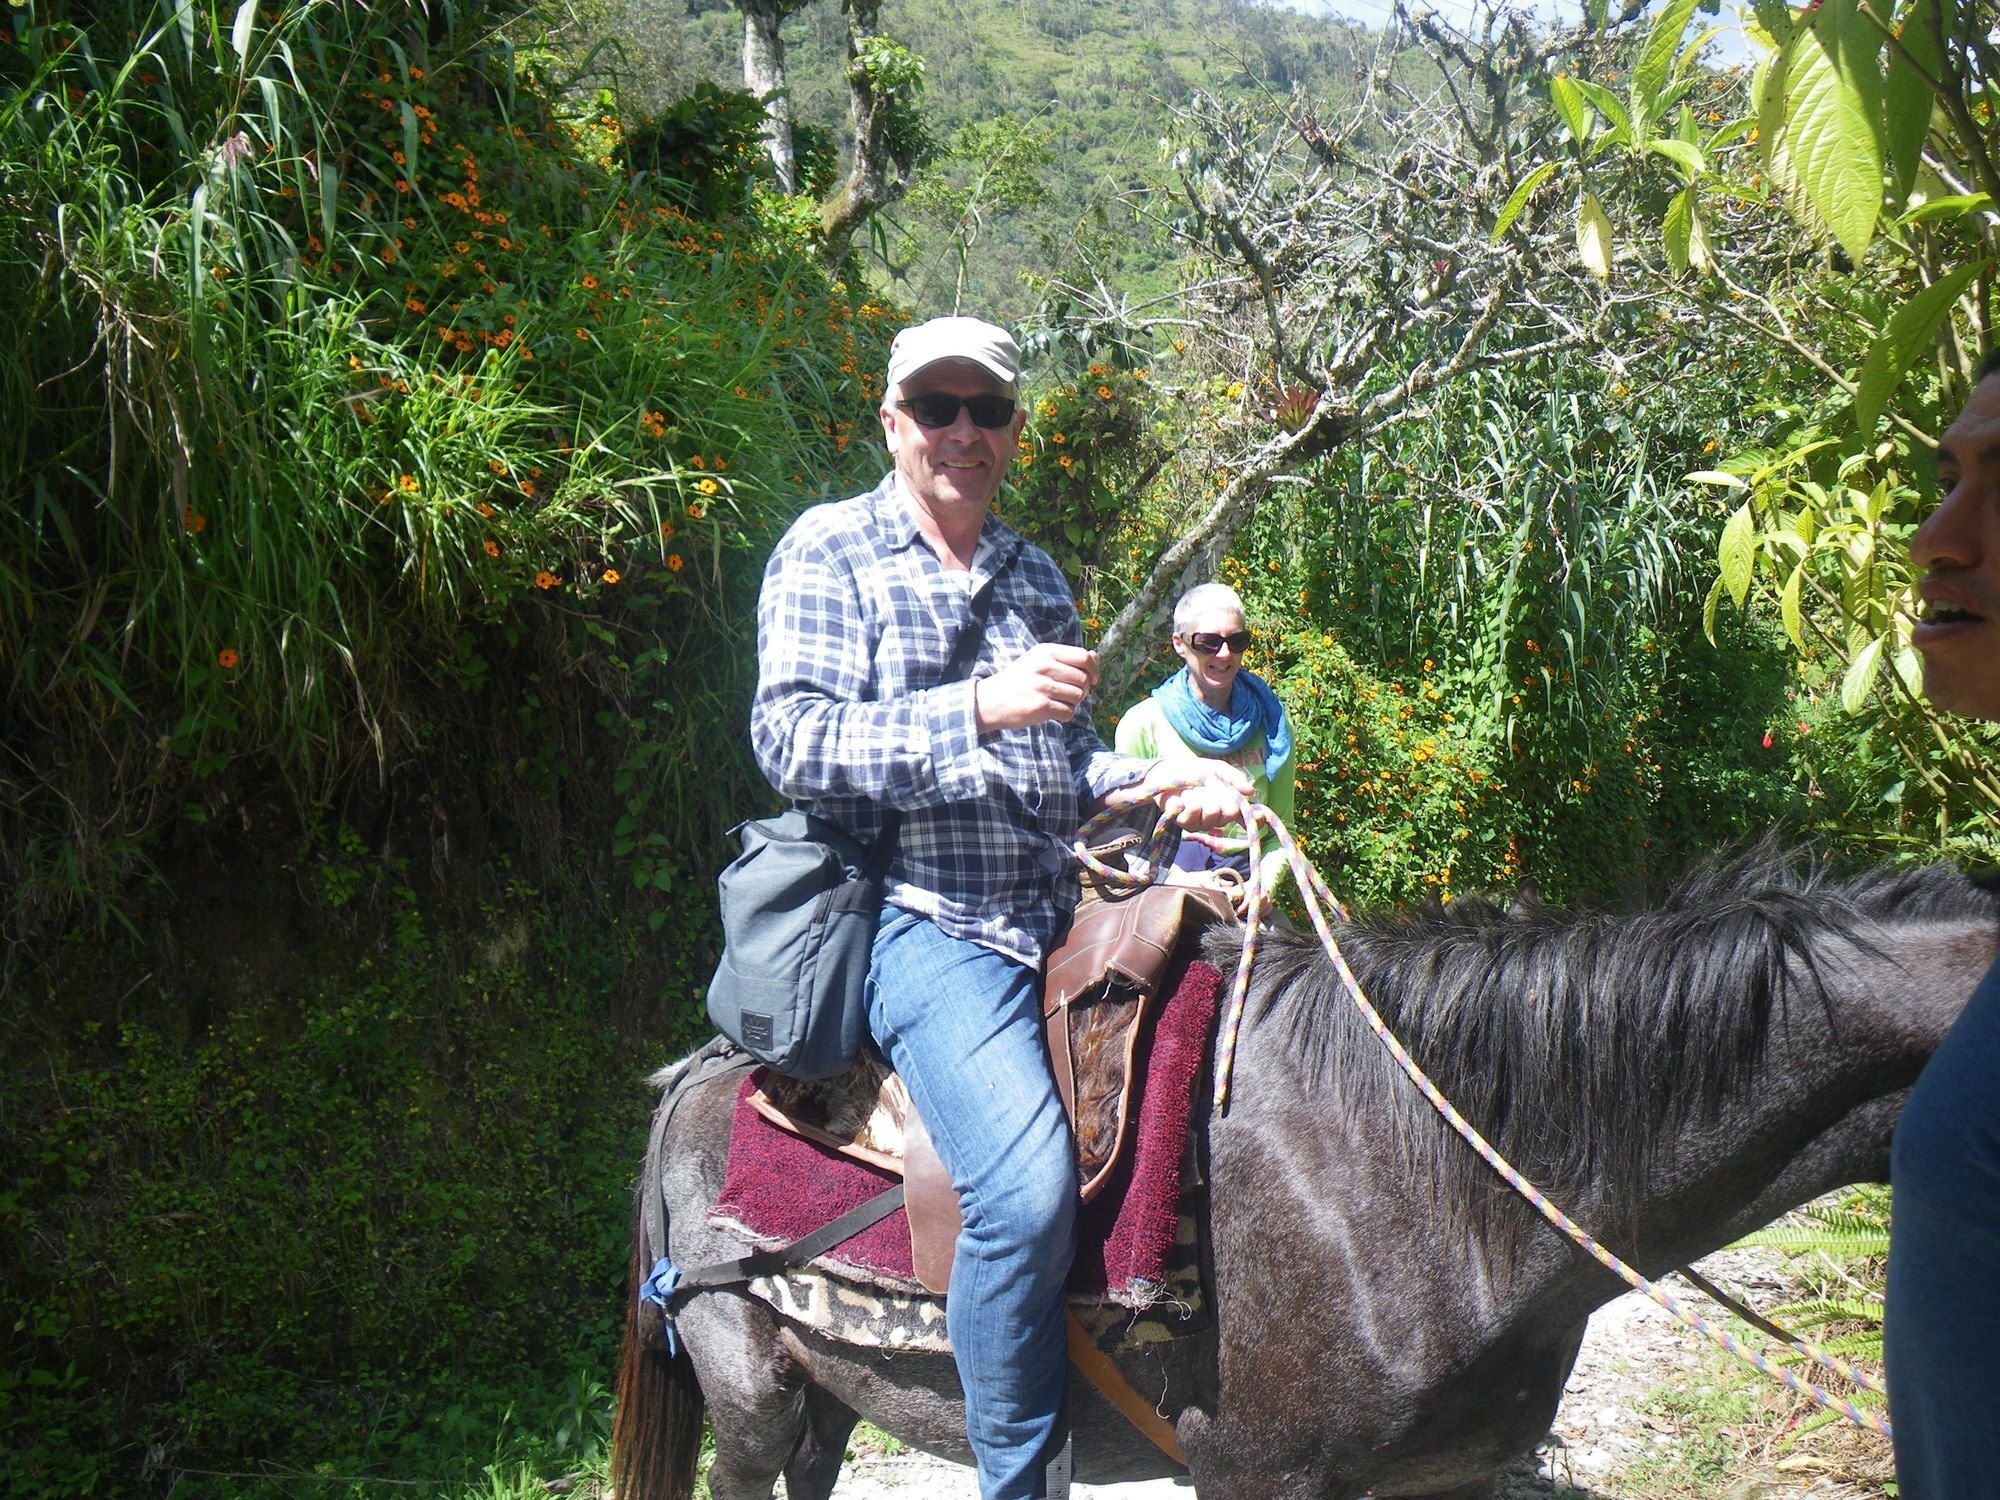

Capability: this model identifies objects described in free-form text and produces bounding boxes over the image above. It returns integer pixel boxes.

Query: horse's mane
[1226,843,1998,1241]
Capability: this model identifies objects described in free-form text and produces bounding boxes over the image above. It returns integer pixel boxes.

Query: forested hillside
[615,0,1381,317]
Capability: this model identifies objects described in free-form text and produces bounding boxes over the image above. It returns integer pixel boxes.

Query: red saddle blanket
[713,959,1222,1302]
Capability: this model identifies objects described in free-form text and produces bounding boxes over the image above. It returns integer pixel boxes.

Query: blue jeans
[1886,956,2000,1497]
[867,908,1075,1500]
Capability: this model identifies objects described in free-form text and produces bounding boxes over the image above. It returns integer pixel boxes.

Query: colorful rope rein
[1074,795,1892,1440]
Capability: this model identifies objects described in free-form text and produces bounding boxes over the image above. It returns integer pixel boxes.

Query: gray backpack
[705,808,899,1078]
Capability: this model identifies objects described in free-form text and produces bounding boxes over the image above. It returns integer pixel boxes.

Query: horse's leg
[779,1384,859,1500]
[679,1293,816,1500]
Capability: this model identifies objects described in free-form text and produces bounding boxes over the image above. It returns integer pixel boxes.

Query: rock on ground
[830,1250,1881,1499]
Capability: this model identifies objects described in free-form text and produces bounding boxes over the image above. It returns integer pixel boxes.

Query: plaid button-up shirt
[750,475,1148,967]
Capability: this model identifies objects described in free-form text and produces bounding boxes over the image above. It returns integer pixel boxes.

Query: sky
[1274,0,1758,67]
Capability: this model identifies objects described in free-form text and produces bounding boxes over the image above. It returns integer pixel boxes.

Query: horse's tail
[611,1193,704,1500]
[614,1047,732,1500]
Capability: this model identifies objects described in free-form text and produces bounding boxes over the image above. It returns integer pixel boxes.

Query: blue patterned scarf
[1150,667,1292,784]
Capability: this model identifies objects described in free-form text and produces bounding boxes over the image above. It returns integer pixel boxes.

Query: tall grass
[1221,356,1813,905]
[0,0,897,939]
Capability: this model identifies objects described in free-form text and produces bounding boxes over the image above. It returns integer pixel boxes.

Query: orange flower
[601,569,621,585]
[581,273,599,290]
[686,502,706,520]
[217,648,240,669]
[483,539,500,557]
[658,520,675,539]
[488,461,506,475]
[667,554,684,572]
[518,480,536,498]
[186,512,207,533]
[398,474,419,492]
[535,570,559,590]
[1096,385,1112,400]
[476,503,494,518]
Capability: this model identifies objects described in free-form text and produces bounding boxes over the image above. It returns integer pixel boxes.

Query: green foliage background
[0,1,890,1492]
[0,0,1977,1494]
[613,0,1380,319]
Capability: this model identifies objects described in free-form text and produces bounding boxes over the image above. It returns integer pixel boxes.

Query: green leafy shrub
[1214,361,1814,906]
[2,866,697,1494]
[1010,359,1169,590]
[0,0,899,938]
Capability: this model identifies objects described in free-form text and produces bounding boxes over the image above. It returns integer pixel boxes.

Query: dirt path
[830,1249,1886,1499]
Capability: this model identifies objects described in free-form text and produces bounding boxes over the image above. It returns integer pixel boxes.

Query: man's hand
[974,643,1100,732]
[1123,757,1254,832]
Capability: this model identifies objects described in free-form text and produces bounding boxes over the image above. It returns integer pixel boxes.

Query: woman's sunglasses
[895,393,1018,430]
[1186,631,1252,656]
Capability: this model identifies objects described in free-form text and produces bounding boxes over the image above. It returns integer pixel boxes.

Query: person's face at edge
[1914,372,2000,722]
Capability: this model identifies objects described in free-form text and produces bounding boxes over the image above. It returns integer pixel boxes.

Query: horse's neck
[1230,917,1994,1325]
[1554,920,1993,1296]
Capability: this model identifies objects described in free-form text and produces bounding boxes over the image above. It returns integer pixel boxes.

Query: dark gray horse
[614,850,1998,1499]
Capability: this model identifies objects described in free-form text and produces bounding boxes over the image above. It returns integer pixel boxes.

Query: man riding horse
[748,314,1248,1499]
[1884,346,2000,1497]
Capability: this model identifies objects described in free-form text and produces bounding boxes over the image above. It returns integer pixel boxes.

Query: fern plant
[1733,1184,1891,1438]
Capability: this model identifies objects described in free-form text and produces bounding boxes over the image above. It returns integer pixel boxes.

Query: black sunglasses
[895,393,1018,430]
[1186,631,1252,656]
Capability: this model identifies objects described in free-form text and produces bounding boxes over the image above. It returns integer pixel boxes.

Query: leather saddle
[749,880,1235,1294]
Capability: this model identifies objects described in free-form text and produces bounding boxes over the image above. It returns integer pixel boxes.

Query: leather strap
[1064,1312,1187,1468]
[663,1184,907,1309]
[851,566,1006,883]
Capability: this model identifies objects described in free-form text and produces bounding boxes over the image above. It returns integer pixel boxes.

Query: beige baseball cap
[886,316,1021,395]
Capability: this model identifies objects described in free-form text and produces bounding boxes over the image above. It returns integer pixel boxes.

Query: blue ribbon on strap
[639,1256,683,1357]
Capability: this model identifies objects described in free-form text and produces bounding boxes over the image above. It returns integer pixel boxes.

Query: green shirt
[1112,696,1297,896]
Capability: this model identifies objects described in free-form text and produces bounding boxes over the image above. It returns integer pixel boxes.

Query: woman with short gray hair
[1114,582,1296,914]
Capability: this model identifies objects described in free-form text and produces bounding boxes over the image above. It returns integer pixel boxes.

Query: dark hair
[1977,348,2000,384]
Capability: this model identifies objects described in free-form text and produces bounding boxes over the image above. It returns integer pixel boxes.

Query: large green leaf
[1662,194,1716,276]
[1841,633,1886,714]
[1750,0,1795,46]
[1883,0,1940,201]
[1574,80,1633,143]
[1551,74,1592,145]
[1631,0,1702,127]
[1761,12,1886,261]
[1720,501,1756,605]
[1852,259,1990,437]
[230,0,258,63]
[1898,192,1993,226]
[1664,187,1693,274]
[1493,161,1560,241]
[1781,564,1806,651]
[1576,190,1612,279]
[1645,137,1707,180]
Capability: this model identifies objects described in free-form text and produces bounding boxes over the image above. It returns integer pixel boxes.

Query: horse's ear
[1507,879,1541,916]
